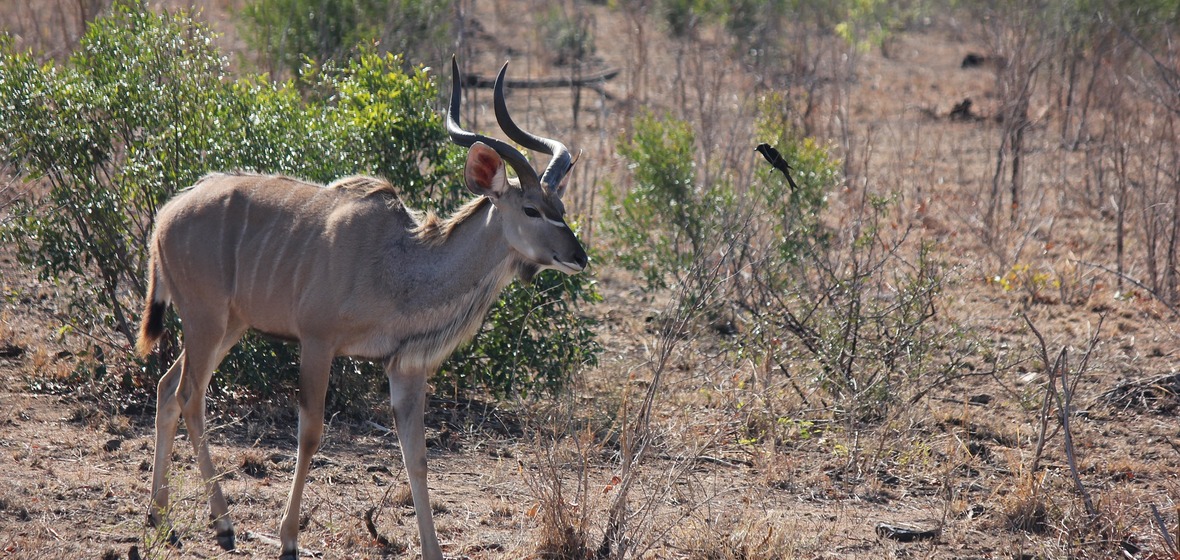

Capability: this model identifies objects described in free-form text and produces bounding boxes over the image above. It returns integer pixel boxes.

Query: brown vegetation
[4,1,1180,559]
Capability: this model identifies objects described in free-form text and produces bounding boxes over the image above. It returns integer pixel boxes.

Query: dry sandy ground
[4,3,1180,559]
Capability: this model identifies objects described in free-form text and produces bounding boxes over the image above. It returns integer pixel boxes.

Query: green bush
[738,94,954,422]
[603,111,730,291]
[445,265,603,398]
[752,92,838,261]
[602,90,950,422]
[538,6,596,66]
[0,5,226,348]
[0,1,598,407]
[239,0,453,78]
[659,0,711,39]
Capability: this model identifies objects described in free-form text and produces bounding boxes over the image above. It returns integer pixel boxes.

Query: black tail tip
[145,301,166,338]
[136,301,167,356]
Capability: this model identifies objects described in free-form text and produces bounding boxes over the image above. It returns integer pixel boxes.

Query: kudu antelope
[136,57,587,560]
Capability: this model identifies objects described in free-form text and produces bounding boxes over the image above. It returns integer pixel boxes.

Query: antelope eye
[523,206,542,218]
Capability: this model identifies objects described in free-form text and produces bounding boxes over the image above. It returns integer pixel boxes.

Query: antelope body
[136,58,586,560]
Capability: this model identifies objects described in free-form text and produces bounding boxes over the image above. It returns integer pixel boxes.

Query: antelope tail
[136,256,168,357]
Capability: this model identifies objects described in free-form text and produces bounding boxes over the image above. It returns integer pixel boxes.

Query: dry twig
[1150,504,1178,554]
[1022,313,1102,521]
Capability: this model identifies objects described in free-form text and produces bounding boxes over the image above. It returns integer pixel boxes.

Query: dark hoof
[216,527,236,551]
[279,550,298,560]
[147,514,181,549]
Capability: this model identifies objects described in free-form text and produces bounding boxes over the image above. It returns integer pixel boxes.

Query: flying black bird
[755,143,799,191]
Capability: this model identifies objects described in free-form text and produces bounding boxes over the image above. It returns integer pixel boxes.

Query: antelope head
[447,56,588,277]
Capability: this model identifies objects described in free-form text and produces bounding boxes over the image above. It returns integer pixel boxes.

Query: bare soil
[4,2,1180,559]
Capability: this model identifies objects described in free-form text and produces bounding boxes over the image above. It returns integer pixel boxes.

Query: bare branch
[1151,503,1179,554]
[1021,313,1100,520]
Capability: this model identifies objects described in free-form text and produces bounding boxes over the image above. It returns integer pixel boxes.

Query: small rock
[875,521,940,542]
[968,394,992,405]
[961,52,987,68]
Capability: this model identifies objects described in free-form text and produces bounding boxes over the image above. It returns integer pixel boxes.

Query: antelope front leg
[278,343,332,560]
[388,367,443,560]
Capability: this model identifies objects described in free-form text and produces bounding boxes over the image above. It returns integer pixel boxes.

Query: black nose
[573,246,589,269]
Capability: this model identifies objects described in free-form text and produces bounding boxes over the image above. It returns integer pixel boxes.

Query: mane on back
[412,196,491,246]
[327,175,400,198]
[326,175,490,245]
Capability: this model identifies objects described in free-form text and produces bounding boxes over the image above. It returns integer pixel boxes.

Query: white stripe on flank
[232,181,258,301]
[263,187,327,303]
[243,185,301,304]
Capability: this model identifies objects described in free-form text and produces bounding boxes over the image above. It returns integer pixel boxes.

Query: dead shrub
[1001,472,1050,534]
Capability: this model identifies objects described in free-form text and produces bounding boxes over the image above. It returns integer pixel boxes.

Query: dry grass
[677,510,805,560]
[4,1,1180,559]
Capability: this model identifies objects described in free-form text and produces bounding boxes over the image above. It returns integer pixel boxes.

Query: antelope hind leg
[179,322,247,550]
[149,351,186,547]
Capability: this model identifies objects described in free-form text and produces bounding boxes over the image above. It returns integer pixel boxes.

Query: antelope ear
[465,142,508,199]
[549,150,578,198]
[550,168,573,198]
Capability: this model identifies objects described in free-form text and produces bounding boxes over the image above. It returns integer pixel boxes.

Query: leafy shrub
[444,264,603,398]
[538,6,596,66]
[239,0,453,78]
[0,0,598,407]
[735,94,957,422]
[0,5,226,348]
[603,111,731,291]
[603,89,952,422]
[750,93,837,261]
[659,0,710,39]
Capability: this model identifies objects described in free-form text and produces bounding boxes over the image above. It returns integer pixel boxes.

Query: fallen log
[462,67,620,89]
